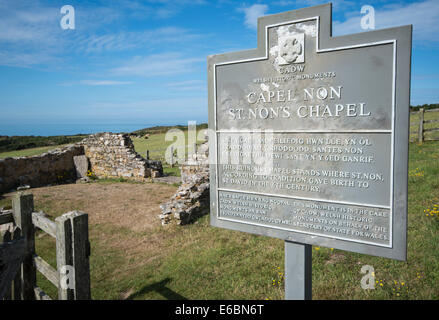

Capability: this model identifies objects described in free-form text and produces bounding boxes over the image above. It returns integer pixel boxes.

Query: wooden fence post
[71,212,91,300]
[146,150,150,160]
[55,213,74,300]
[12,193,36,300]
[170,146,174,168]
[55,211,90,300]
[0,228,26,300]
[418,108,424,144]
[12,228,22,300]
[2,230,12,300]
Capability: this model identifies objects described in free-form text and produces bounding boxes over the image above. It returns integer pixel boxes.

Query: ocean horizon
[0,122,203,137]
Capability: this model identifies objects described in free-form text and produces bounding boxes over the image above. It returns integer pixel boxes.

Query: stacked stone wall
[0,145,84,194]
[159,142,210,225]
[80,133,162,181]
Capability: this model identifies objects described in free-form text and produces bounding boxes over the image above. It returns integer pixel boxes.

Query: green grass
[410,109,439,142]
[2,121,438,300]
[0,195,12,209]
[131,130,206,177]
[0,135,86,153]
[0,127,206,177]
[131,130,206,162]
[0,144,73,159]
[131,123,207,136]
[11,140,438,300]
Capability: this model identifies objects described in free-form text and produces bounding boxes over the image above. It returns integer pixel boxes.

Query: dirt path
[5,182,177,233]
[3,181,185,298]
[153,176,181,184]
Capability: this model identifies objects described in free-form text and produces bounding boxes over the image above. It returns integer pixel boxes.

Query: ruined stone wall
[0,145,84,194]
[0,132,165,194]
[80,132,161,181]
[159,142,210,225]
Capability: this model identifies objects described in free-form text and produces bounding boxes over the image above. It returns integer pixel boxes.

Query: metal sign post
[285,241,312,300]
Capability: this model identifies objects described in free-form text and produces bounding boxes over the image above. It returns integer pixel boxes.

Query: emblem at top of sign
[278,33,304,65]
[269,22,316,69]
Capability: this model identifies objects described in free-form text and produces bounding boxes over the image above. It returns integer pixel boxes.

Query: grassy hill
[0,144,74,159]
[410,103,439,112]
[0,125,208,177]
[131,123,208,137]
[0,135,87,154]
[1,140,438,299]
[0,124,208,159]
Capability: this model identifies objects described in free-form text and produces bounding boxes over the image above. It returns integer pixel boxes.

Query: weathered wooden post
[55,211,91,300]
[12,193,36,300]
[0,227,25,300]
[170,146,174,168]
[418,108,425,144]
[55,213,74,300]
[12,228,22,300]
[2,230,12,300]
[71,212,91,300]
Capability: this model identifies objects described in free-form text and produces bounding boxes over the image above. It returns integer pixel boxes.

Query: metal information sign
[208,3,411,264]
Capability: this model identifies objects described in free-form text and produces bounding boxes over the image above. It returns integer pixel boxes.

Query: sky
[0,0,438,136]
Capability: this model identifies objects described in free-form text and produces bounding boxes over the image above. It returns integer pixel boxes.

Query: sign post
[208,3,412,299]
[285,241,312,300]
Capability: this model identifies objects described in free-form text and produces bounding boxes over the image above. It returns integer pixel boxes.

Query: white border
[212,16,396,249]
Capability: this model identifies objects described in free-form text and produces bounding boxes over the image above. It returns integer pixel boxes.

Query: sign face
[208,4,411,260]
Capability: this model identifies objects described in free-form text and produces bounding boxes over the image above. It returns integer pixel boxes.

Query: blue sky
[0,0,438,135]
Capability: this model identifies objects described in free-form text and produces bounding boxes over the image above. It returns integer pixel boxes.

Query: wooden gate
[0,227,26,299]
[0,193,91,300]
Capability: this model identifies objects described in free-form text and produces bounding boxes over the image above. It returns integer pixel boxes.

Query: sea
[0,122,192,137]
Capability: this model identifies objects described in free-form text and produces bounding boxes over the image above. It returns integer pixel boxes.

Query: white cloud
[0,3,58,43]
[80,80,132,86]
[277,0,355,8]
[240,4,269,30]
[76,27,200,54]
[58,80,133,86]
[0,1,203,68]
[0,1,120,67]
[110,53,204,77]
[118,0,207,20]
[0,50,60,68]
[334,0,439,43]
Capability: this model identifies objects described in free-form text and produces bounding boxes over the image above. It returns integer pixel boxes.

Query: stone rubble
[0,132,164,194]
[73,155,89,179]
[159,141,210,225]
[0,144,84,194]
[79,132,163,181]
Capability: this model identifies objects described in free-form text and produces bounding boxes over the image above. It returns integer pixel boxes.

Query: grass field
[131,123,208,175]
[1,140,438,300]
[0,144,72,159]
[131,130,206,177]
[0,135,86,154]
[1,110,436,171]
[131,130,206,162]
[410,109,439,142]
[0,129,206,177]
